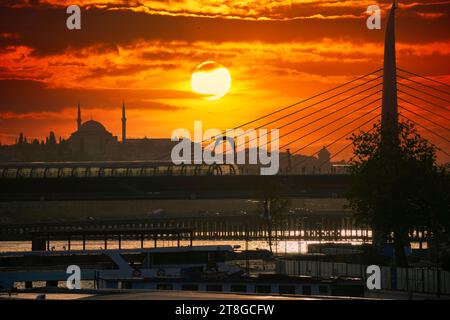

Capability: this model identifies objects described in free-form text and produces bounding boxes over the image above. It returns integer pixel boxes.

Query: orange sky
[0,0,449,162]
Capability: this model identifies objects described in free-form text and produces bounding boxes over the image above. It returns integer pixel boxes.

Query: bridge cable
[396,74,450,96]
[214,75,383,151]
[397,81,450,104]
[286,113,380,170]
[314,116,450,171]
[287,106,380,158]
[398,105,450,133]
[398,97,450,122]
[225,85,383,154]
[399,114,450,146]
[315,123,380,169]
[397,68,450,89]
[398,89,449,112]
[261,92,381,151]
[279,100,381,151]
[154,70,383,161]
[208,69,383,141]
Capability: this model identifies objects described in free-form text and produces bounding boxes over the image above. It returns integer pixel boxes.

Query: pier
[28,228,194,251]
[0,213,431,249]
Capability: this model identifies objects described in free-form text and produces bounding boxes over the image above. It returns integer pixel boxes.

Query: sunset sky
[0,0,449,162]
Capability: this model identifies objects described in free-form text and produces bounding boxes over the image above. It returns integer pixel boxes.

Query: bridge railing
[278,259,450,296]
[0,162,349,178]
[0,162,239,178]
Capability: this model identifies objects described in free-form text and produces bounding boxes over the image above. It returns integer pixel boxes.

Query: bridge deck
[0,174,351,201]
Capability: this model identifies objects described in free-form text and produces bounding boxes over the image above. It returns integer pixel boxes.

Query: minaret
[77,102,82,130]
[121,101,126,144]
[381,0,399,150]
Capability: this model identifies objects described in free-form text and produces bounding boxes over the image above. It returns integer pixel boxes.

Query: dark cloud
[0,79,192,113]
[0,3,448,56]
[268,60,381,77]
[139,50,235,63]
[78,63,178,80]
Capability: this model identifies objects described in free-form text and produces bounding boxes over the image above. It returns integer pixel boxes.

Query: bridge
[0,171,350,201]
[0,2,448,203]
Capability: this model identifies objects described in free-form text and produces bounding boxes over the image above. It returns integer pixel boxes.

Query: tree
[347,120,448,267]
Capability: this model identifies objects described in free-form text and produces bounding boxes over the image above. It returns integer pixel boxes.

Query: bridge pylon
[381,0,399,150]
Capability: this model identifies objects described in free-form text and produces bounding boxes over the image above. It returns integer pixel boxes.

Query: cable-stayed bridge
[0,3,448,201]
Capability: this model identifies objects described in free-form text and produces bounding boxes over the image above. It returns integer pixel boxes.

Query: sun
[191,61,231,100]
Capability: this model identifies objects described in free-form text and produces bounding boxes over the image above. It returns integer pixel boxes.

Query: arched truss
[0,161,239,178]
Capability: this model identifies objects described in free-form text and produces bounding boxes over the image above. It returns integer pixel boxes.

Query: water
[0,238,368,254]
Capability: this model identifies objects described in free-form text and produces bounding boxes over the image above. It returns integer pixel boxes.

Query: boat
[0,245,364,297]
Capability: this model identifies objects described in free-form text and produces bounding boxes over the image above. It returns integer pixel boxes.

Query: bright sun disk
[191,61,231,100]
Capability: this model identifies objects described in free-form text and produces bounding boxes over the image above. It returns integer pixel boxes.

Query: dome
[318,146,330,157]
[79,120,107,133]
[318,146,331,162]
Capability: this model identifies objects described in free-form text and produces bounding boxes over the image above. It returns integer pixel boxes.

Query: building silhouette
[68,119,118,157]
[0,104,337,173]
[0,103,177,161]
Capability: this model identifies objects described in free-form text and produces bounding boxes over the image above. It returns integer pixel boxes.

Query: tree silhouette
[347,120,449,267]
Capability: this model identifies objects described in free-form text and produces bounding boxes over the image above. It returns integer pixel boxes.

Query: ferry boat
[0,245,364,297]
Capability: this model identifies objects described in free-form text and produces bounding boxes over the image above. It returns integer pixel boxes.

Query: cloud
[0,2,449,57]
[0,79,191,113]
[79,63,178,80]
[5,0,450,21]
[0,0,448,163]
